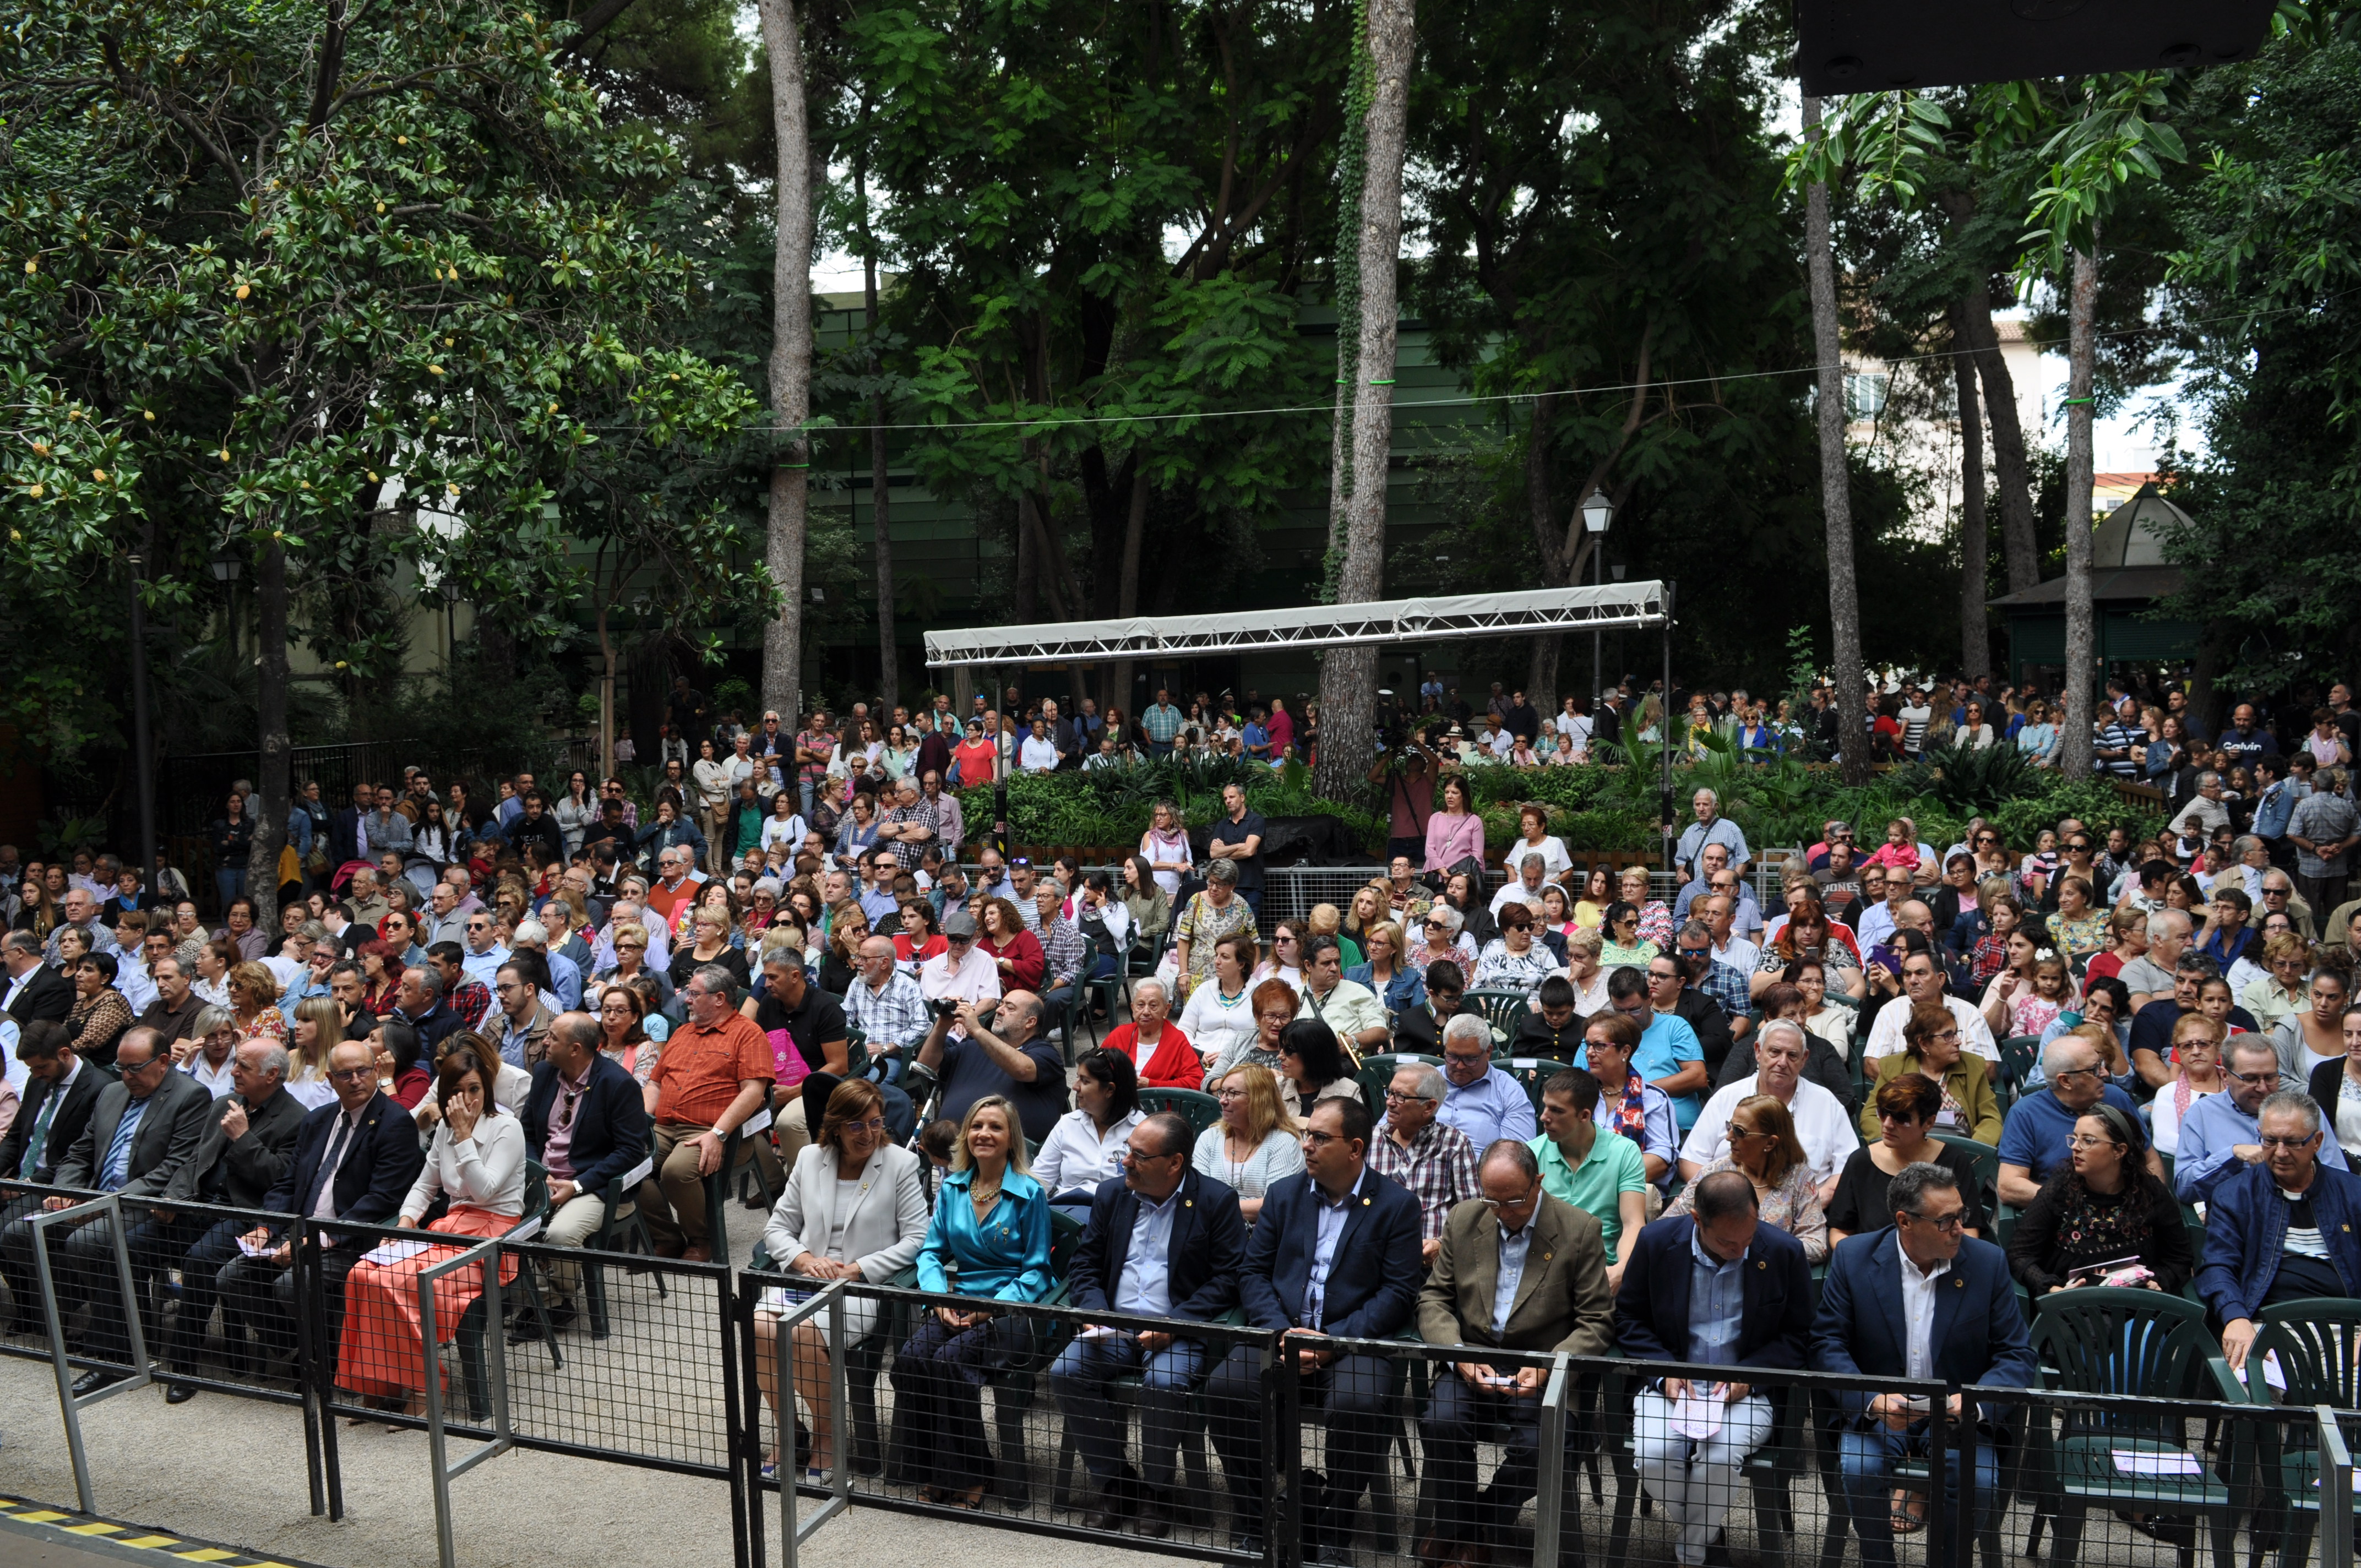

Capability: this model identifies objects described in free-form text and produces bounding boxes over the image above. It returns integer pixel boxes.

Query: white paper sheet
[617,1156,654,1189]
[2111,1450,2204,1478]
[1671,1389,1727,1441]
[361,1239,433,1267]
[741,1107,773,1137]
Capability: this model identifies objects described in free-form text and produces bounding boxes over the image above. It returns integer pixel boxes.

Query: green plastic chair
[1932,1133,2003,1218]
[1139,1086,1222,1138]
[1059,938,1122,1061]
[1495,1057,1576,1117]
[1464,987,1532,1050]
[2001,1034,2043,1093]
[2026,1285,2248,1568]
[1354,1050,1444,1108]
[2249,1298,2361,1568]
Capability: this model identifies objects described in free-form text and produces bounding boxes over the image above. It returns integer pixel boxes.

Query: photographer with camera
[1369,728,1442,867]
[913,988,1069,1143]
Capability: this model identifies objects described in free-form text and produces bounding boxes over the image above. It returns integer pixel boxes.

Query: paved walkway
[0,1354,1174,1568]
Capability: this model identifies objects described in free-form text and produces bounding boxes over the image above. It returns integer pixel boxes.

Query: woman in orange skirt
[336,1042,526,1422]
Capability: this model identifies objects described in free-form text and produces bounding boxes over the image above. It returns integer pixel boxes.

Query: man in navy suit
[1049,1110,1247,1538]
[0,1022,106,1333]
[217,1038,425,1364]
[1615,1171,1814,1567]
[1205,1097,1424,1562]
[1811,1161,2036,1568]
[515,1011,651,1341]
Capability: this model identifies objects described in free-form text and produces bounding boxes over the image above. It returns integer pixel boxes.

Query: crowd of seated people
[8,699,2361,1561]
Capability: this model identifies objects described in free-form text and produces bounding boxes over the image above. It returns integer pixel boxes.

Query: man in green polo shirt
[1531,1069,1649,1289]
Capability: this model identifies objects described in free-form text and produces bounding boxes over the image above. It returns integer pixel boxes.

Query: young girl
[2010,954,2071,1040]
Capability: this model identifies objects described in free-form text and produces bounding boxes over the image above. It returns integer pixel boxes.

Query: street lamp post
[1580,489,1614,710]
[210,546,243,661]
[125,551,157,897]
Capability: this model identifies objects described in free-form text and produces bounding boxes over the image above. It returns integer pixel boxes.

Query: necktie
[21,1083,62,1177]
[310,1113,356,1220]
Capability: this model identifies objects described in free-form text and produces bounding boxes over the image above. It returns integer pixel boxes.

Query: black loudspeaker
[1796,0,2277,95]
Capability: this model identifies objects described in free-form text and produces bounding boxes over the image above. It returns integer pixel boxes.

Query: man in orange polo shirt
[638,962,771,1261]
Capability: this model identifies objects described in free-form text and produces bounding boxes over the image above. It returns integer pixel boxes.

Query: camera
[931,997,961,1019]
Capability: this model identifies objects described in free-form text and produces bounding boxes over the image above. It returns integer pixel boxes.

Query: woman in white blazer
[755,1077,929,1480]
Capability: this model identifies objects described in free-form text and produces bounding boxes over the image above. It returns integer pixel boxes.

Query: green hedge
[951,747,2163,862]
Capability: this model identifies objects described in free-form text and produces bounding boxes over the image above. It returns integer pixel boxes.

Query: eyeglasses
[328,1066,376,1084]
[2260,1134,2319,1150]
[1212,1089,1247,1102]
[1478,1185,1541,1211]
[843,1117,889,1133]
[1905,1210,1966,1232]
[2229,1069,2283,1087]
[1383,1090,1435,1104]
[2064,1134,2121,1150]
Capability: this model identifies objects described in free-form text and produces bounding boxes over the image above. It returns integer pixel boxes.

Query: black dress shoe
[70,1369,127,1399]
[1135,1492,1172,1539]
[1078,1480,1135,1531]
[165,1381,198,1405]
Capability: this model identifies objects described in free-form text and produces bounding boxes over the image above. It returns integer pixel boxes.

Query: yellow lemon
[29,483,43,497]
[93,469,106,481]
[235,283,251,300]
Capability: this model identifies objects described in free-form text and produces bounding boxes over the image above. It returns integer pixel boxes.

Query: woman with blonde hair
[891,1096,1052,1509]
[1669,1093,1829,1261]
[285,995,345,1110]
[1192,1062,1305,1223]
[754,1078,929,1480]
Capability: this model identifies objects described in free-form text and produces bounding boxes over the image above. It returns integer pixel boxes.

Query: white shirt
[919,945,1003,1005]
[262,952,306,990]
[1863,993,1997,1064]
[1680,1075,1860,1184]
[183,1050,239,1099]
[114,956,158,1016]
[1032,1107,1145,1195]
[1712,935,1762,976]
[1898,1247,1951,1380]
[1490,882,1549,919]
[1500,836,1573,883]
[1019,736,1061,773]
[1178,982,1256,1064]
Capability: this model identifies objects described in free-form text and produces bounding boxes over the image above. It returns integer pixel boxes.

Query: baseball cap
[943,911,980,939]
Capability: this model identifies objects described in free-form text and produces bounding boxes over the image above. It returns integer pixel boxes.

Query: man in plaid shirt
[880,775,938,871]
[1369,1060,1481,1261]
[1035,883,1087,1020]
[1674,921,1755,1028]
[1141,687,1185,757]
[428,945,496,1033]
[841,935,932,1083]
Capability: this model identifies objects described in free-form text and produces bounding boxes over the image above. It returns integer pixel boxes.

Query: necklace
[969,1175,1003,1216]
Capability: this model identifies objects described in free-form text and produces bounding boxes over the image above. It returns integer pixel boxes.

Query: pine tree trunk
[1937,194,2041,596]
[759,0,813,724]
[1949,308,1992,680]
[1804,97,1868,786]
[2059,246,2099,778]
[244,539,290,933]
[867,251,898,712]
[1313,0,1415,797]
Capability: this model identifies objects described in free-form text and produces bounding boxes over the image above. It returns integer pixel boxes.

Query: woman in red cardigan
[978,896,1046,993]
[1096,977,1203,1088]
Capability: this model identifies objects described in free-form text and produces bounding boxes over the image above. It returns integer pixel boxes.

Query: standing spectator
[2288,766,2360,922]
[1206,783,1270,922]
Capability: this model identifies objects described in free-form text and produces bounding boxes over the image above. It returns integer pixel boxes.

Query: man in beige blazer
[1415,1139,1613,1566]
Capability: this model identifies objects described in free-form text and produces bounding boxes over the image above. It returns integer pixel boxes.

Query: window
[1843,371,1890,421]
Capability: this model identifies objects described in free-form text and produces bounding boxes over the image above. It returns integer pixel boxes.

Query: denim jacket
[2194,1158,2361,1326]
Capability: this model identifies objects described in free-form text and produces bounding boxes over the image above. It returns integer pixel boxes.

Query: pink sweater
[1424,810,1486,873]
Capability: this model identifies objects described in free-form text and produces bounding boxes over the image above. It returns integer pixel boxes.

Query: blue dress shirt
[1440,1066,1539,1149]
[1303,1169,1367,1327]
[1492,1218,1536,1337]
[916,1166,1054,1303]
[1112,1188,1180,1318]
[100,1095,150,1191]
[1689,1228,1745,1367]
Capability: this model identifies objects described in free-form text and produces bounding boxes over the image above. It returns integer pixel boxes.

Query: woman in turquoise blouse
[889,1095,1053,1507]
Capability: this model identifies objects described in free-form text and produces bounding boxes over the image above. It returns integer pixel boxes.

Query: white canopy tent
[921,581,1669,667]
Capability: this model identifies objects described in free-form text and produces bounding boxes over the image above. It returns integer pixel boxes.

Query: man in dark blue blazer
[1811,1160,2036,1568]
[1205,1097,1424,1561]
[218,1038,425,1365]
[1048,1110,1247,1538]
[516,1012,651,1340]
[1616,1172,1814,1567]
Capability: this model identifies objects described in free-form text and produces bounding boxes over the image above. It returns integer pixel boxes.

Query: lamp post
[1580,489,1613,710]
[210,546,243,661]
[125,551,157,897]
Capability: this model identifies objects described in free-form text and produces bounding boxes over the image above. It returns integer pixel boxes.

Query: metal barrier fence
[9,1188,2361,1568]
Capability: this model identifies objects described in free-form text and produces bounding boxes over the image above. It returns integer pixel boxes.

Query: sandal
[1889,1488,1927,1535]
